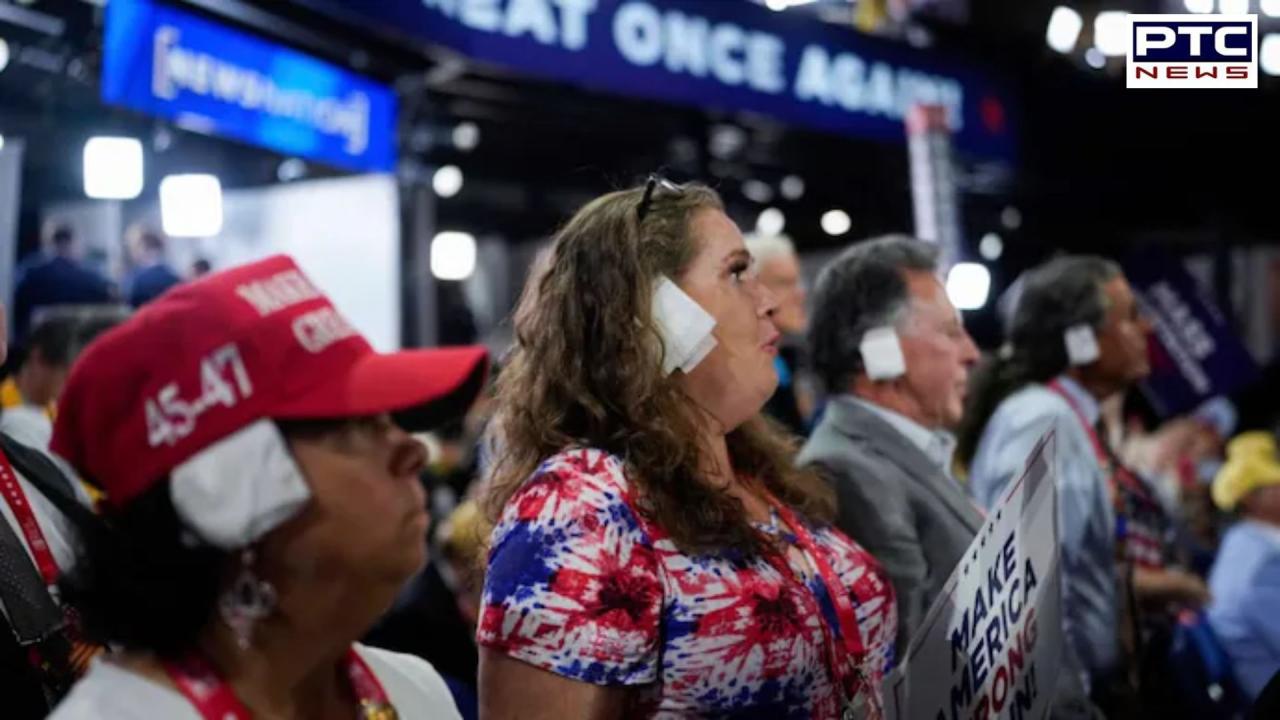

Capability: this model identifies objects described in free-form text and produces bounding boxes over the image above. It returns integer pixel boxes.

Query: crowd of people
[1,177,1278,719]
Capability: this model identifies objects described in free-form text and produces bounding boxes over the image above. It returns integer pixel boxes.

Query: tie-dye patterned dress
[479,449,897,719]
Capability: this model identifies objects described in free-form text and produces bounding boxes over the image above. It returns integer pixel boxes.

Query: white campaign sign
[885,432,1063,720]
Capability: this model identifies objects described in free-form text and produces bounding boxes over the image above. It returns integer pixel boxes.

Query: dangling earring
[218,548,277,650]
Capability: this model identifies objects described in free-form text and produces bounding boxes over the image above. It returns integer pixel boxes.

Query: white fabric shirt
[850,396,958,475]
[49,644,462,720]
[0,405,54,451]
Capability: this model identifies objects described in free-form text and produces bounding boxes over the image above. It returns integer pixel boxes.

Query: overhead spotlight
[743,179,774,204]
[277,158,308,183]
[160,174,223,237]
[979,233,1004,261]
[0,38,10,73]
[1184,0,1214,12]
[431,231,477,280]
[709,124,747,160]
[1262,34,1280,76]
[84,137,144,200]
[780,175,805,200]
[1264,0,1280,17]
[1085,48,1107,69]
[946,263,991,310]
[433,165,463,198]
[1093,11,1130,57]
[1001,206,1022,230]
[1219,0,1248,13]
[0,134,5,153]
[452,121,480,152]
[756,208,786,236]
[1046,6,1084,54]
[821,209,852,236]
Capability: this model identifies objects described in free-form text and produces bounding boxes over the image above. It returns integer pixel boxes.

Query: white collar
[849,396,957,473]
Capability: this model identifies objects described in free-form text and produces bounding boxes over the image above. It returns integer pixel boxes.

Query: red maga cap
[51,254,488,508]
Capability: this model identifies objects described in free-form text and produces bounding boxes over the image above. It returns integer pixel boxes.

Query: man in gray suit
[798,235,982,650]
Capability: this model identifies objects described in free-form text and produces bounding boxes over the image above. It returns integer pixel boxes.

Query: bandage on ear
[652,277,718,375]
[1064,324,1101,366]
[170,419,311,549]
[859,326,907,381]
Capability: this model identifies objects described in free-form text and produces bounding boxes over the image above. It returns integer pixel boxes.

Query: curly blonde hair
[483,182,832,555]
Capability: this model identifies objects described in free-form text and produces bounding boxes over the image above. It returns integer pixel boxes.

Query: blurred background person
[1,316,76,427]
[12,222,113,342]
[123,225,181,308]
[189,258,213,279]
[799,235,982,651]
[1,312,127,450]
[1121,396,1239,575]
[478,180,896,719]
[1207,431,1280,701]
[745,232,813,436]
[961,255,1207,715]
[48,256,489,720]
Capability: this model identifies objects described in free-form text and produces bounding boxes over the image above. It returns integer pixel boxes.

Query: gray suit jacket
[797,396,984,652]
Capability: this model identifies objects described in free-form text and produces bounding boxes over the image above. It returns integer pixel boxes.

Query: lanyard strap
[766,498,866,658]
[1046,380,1110,468]
[163,648,395,720]
[0,449,59,586]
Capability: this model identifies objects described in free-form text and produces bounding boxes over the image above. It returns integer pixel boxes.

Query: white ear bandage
[170,419,311,549]
[860,326,907,381]
[652,277,718,375]
[1064,324,1101,366]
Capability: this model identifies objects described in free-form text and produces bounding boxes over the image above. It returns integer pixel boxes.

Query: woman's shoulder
[353,645,462,720]
[492,447,659,548]
[515,447,635,503]
[49,658,197,720]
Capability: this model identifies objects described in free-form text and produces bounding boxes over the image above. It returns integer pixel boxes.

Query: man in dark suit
[124,226,182,308]
[12,223,112,341]
[798,235,982,650]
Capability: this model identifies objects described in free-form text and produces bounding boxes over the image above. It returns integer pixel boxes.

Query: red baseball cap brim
[270,345,490,431]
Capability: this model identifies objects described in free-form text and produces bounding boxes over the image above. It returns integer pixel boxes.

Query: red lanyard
[163,647,395,720]
[0,449,60,586]
[1046,380,1110,469]
[1046,380,1145,490]
[765,498,867,659]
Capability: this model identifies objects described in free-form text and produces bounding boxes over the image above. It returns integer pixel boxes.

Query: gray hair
[1005,255,1122,371]
[743,233,796,267]
[807,234,940,390]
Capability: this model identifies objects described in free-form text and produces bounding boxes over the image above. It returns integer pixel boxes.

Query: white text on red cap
[146,344,254,448]
[236,269,323,316]
[292,307,358,354]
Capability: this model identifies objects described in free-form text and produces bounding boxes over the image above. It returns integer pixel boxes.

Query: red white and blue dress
[478,448,897,719]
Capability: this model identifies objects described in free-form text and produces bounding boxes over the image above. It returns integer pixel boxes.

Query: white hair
[744,233,796,266]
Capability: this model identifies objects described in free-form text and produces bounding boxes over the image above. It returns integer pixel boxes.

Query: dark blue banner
[102,0,398,173]
[287,0,1016,159]
[1127,253,1258,418]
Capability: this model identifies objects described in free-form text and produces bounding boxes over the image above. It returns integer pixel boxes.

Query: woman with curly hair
[477,178,897,719]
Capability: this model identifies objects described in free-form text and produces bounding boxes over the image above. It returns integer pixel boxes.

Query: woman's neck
[695,422,772,524]
[130,575,401,719]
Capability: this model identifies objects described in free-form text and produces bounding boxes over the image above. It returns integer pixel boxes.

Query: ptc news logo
[1127,14,1258,89]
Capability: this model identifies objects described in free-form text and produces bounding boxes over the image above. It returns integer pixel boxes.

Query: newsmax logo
[1127,14,1257,89]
